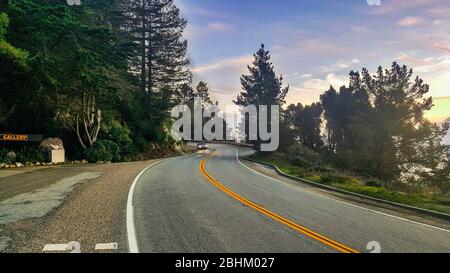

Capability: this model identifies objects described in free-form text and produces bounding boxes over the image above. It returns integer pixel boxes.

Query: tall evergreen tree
[235,44,288,106]
[234,44,288,150]
[176,83,195,105]
[123,0,191,94]
[353,62,442,180]
[196,81,213,104]
[320,79,371,162]
[321,62,449,186]
[285,102,323,150]
[121,0,191,141]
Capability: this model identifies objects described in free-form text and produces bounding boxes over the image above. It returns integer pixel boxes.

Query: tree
[234,44,288,150]
[355,62,436,180]
[196,81,213,105]
[321,62,449,189]
[122,0,191,93]
[176,83,195,105]
[121,0,192,141]
[320,81,371,170]
[285,103,323,150]
[0,11,28,126]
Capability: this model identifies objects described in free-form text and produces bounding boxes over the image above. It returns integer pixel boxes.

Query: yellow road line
[199,157,359,253]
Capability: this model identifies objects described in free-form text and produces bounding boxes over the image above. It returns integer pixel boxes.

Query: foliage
[317,62,449,192]
[0,0,191,159]
[234,44,289,150]
[251,152,450,214]
[102,115,133,151]
[284,103,323,150]
[86,139,118,163]
[16,147,46,163]
[0,146,46,163]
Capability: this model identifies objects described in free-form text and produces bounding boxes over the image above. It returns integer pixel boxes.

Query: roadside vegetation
[0,0,213,164]
[1,1,448,211]
[235,45,450,214]
[249,152,450,214]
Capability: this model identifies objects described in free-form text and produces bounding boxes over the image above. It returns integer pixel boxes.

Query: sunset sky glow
[176,0,450,122]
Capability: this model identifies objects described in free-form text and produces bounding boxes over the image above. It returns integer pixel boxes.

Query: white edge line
[42,244,69,252]
[126,160,162,253]
[126,153,198,253]
[235,149,449,233]
[95,243,118,250]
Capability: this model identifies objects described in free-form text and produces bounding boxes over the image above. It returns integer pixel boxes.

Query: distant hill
[444,118,450,145]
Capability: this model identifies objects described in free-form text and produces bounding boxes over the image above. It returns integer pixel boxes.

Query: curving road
[130,144,450,253]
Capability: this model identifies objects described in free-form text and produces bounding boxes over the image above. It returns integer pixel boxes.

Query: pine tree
[121,0,191,140]
[176,83,195,105]
[285,103,323,150]
[234,44,288,149]
[123,0,191,95]
[235,44,288,106]
[196,81,213,105]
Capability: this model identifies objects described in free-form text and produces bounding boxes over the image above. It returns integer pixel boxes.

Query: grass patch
[248,153,450,215]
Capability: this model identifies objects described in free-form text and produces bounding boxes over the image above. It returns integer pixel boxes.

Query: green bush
[16,148,46,163]
[287,144,321,165]
[365,179,384,188]
[103,140,121,162]
[293,157,313,169]
[103,119,132,149]
[320,174,350,184]
[1,147,46,163]
[86,140,113,162]
[0,148,13,164]
[314,165,334,173]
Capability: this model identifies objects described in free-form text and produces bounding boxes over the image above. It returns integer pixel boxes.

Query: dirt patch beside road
[1,160,159,253]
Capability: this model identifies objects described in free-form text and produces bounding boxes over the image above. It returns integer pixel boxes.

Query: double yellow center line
[199,157,359,253]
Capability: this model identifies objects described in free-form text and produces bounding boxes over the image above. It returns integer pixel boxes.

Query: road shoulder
[1,161,158,253]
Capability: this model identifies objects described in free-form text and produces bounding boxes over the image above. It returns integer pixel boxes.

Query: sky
[175,0,450,122]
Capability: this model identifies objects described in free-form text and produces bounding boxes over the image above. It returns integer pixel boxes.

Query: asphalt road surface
[131,144,450,253]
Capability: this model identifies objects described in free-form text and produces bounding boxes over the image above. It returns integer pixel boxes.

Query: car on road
[197,142,208,150]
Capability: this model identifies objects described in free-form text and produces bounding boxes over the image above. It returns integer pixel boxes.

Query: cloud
[296,39,348,54]
[351,26,370,33]
[318,59,360,73]
[428,7,450,17]
[395,52,450,99]
[287,74,348,105]
[175,1,222,18]
[398,16,425,26]
[206,22,234,32]
[366,0,448,14]
[299,73,313,79]
[191,55,252,74]
[185,22,235,38]
[434,42,450,53]
[397,52,450,73]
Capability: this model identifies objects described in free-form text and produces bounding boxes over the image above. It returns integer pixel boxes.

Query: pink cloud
[191,55,252,74]
[428,7,450,17]
[398,16,425,26]
[434,43,450,52]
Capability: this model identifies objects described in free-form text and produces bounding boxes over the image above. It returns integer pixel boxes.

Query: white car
[197,142,208,150]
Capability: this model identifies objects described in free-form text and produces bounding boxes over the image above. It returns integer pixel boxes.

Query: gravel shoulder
[0,160,159,253]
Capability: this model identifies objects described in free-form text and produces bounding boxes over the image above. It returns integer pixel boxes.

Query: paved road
[131,144,450,253]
